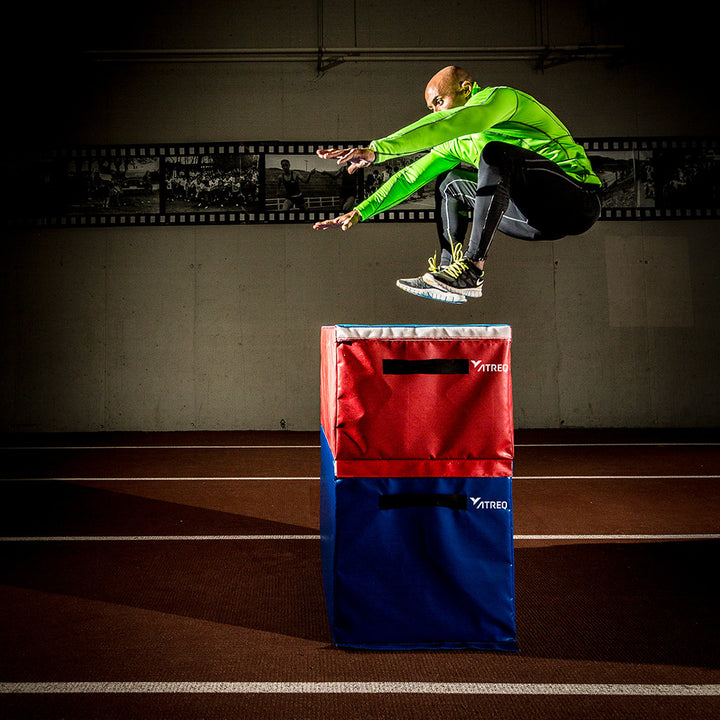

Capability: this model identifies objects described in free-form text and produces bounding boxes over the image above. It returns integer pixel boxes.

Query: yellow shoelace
[428,243,464,272]
[443,244,470,278]
[443,258,470,279]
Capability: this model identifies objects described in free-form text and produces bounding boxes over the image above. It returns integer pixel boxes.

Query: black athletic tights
[434,142,602,265]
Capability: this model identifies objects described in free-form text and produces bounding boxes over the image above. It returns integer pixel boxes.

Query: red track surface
[1,429,718,719]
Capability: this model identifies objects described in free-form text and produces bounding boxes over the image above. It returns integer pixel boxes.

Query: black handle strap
[382,359,469,375]
[379,493,468,510]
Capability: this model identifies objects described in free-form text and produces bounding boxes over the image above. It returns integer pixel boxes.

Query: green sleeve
[369,89,516,162]
[355,152,458,220]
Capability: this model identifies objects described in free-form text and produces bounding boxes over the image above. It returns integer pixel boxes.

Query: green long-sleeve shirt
[355,84,600,220]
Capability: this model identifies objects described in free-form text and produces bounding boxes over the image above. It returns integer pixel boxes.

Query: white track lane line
[2,442,720,450]
[0,681,718,695]
[2,475,720,481]
[0,446,322,450]
[0,477,319,481]
[516,442,720,448]
[2,534,719,542]
[0,535,319,541]
[517,475,720,480]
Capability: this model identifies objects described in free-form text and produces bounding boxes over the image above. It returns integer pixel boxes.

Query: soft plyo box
[320,325,513,477]
[320,431,519,651]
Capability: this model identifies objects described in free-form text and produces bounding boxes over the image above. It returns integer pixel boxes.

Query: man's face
[425,79,470,113]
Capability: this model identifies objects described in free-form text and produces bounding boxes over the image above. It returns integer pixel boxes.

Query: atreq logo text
[470,497,509,510]
[471,360,509,373]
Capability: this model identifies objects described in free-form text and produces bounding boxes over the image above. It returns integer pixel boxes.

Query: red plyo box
[321,325,513,477]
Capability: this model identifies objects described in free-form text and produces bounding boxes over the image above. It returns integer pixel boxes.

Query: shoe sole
[422,272,483,298]
[396,279,467,304]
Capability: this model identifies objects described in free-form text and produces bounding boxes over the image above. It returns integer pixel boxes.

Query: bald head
[425,66,474,112]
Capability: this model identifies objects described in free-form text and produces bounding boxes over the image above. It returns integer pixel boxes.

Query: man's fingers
[347,159,370,174]
[312,217,344,230]
[312,219,335,230]
[317,147,366,166]
[312,210,359,231]
[316,148,351,160]
[335,149,358,165]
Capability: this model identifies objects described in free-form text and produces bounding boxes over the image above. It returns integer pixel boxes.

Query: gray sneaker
[423,257,484,297]
[396,275,467,304]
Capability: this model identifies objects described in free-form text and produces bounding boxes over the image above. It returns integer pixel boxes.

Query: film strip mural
[585,137,719,221]
[8,137,719,228]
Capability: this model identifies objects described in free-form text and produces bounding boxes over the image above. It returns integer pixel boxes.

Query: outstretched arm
[370,88,516,161]
[311,150,455,231]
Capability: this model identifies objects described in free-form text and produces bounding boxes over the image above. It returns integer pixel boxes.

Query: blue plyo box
[320,430,518,650]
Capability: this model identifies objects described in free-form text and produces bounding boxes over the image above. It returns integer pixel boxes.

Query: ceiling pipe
[83,45,626,71]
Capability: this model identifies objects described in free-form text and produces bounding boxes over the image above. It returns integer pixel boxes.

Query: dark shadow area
[1,482,717,666]
[515,540,719,668]
[1,538,328,644]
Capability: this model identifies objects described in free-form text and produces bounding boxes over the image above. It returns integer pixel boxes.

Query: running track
[0,428,718,719]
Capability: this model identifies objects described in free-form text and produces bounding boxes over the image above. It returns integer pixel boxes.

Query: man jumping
[312,66,602,303]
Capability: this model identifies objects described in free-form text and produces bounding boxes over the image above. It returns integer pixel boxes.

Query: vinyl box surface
[320,432,518,650]
[320,324,513,478]
[320,325,517,650]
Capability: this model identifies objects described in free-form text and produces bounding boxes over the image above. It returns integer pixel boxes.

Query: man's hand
[316,147,376,174]
[312,209,361,231]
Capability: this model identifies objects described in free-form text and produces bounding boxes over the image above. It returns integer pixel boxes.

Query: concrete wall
[2,0,718,432]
